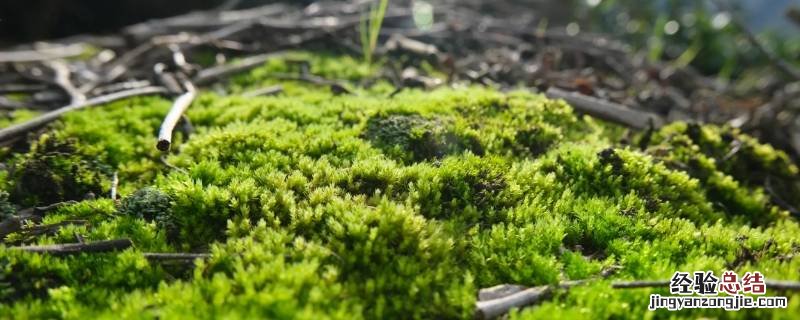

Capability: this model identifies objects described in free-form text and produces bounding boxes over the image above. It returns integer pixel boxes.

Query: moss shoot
[0,53,798,319]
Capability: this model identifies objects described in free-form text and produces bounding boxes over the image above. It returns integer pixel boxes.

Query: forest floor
[1,1,800,319]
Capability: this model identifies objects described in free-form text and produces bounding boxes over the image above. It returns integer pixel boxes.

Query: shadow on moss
[9,135,109,207]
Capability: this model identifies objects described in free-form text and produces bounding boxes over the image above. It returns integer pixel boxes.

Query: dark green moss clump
[364,114,483,163]
[9,135,109,206]
[119,187,171,221]
[0,54,799,319]
[118,187,180,244]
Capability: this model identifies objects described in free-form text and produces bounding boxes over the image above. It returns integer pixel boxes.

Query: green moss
[119,187,171,221]
[363,114,483,163]
[8,134,111,206]
[645,123,793,224]
[0,109,40,130]
[0,53,799,319]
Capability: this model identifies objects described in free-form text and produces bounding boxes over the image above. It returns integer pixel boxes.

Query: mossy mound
[0,53,799,319]
[8,135,111,206]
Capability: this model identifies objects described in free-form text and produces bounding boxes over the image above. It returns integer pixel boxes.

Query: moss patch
[0,53,798,319]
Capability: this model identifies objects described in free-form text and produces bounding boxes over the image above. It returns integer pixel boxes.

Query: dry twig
[478,284,527,301]
[193,52,286,85]
[12,239,133,256]
[0,201,79,240]
[46,60,86,105]
[475,266,621,318]
[546,87,664,130]
[241,85,284,97]
[110,171,119,200]
[19,220,89,238]
[0,43,87,63]
[157,80,197,151]
[143,252,211,263]
[475,286,551,319]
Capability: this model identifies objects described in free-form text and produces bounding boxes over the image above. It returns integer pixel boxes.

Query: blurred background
[1,0,799,161]
[1,0,797,79]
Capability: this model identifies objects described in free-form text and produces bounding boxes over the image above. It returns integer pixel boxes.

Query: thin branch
[765,175,800,217]
[21,220,88,233]
[193,52,287,85]
[74,232,86,244]
[157,80,197,151]
[0,83,47,94]
[46,60,86,105]
[99,33,200,88]
[90,80,153,96]
[154,63,184,94]
[0,216,24,240]
[475,265,621,318]
[143,252,211,262]
[12,239,133,256]
[29,201,79,214]
[545,87,665,130]
[0,96,30,110]
[19,220,89,238]
[110,171,119,200]
[271,73,352,94]
[612,280,669,289]
[0,86,167,144]
[478,284,527,301]
[0,43,87,63]
[475,286,552,320]
[766,280,800,291]
[241,85,284,97]
[382,33,441,60]
[122,3,288,40]
[160,155,188,174]
[169,44,195,75]
[1,201,79,240]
